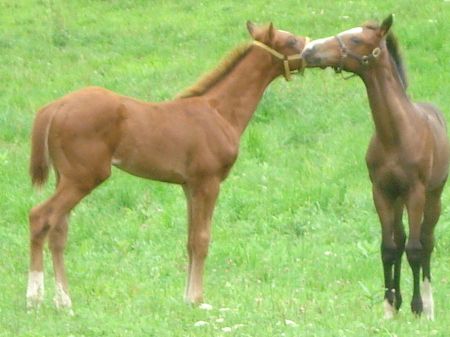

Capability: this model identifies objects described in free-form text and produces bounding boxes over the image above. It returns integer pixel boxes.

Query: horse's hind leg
[27,175,106,312]
[27,202,51,311]
[48,214,72,313]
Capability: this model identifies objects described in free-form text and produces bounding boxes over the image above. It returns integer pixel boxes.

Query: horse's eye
[287,37,297,46]
[351,36,362,44]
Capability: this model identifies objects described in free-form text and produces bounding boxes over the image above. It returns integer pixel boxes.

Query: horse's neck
[205,48,279,135]
[361,52,416,147]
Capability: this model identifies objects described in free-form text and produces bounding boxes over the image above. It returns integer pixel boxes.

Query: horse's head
[302,15,393,74]
[247,21,310,80]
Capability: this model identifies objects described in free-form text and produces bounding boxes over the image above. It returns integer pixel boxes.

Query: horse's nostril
[302,47,315,60]
[302,48,312,57]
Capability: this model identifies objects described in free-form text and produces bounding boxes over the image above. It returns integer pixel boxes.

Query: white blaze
[303,36,334,51]
[303,27,363,52]
[341,27,364,35]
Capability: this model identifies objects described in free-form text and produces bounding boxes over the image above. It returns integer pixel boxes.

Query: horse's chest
[373,167,410,192]
[367,155,429,194]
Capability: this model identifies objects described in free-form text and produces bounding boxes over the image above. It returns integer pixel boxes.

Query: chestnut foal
[302,15,449,319]
[27,22,309,312]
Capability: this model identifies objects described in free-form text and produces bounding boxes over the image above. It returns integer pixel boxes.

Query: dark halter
[334,34,382,79]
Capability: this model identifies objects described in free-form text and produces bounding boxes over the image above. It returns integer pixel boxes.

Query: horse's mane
[385,32,408,89]
[176,43,252,99]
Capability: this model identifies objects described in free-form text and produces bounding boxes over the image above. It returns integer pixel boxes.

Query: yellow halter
[252,38,310,81]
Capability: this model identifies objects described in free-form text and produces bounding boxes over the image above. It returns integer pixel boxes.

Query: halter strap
[252,38,310,81]
[334,34,381,78]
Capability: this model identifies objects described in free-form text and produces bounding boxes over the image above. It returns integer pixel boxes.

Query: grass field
[1,0,450,336]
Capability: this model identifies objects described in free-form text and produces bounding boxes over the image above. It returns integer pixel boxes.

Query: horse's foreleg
[419,188,443,321]
[28,174,104,313]
[392,198,406,311]
[405,184,426,317]
[183,178,220,304]
[373,186,400,318]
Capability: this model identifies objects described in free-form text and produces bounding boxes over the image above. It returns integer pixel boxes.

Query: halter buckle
[372,47,381,58]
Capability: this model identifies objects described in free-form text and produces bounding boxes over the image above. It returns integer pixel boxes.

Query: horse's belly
[112,153,188,184]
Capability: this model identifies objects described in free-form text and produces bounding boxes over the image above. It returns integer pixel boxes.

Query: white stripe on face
[303,36,334,51]
[339,27,363,36]
[303,27,363,52]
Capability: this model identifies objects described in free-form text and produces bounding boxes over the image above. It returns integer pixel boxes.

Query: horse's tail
[29,104,55,189]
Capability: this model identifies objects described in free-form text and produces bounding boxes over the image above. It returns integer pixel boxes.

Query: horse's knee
[381,242,397,265]
[394,231,407,251]
[406,241,422,267]
[421,233,435,254]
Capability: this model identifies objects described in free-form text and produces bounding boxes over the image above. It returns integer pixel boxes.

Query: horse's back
[416,101,449,154]
[416,101,447,132]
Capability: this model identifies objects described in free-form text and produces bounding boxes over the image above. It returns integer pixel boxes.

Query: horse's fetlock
[411,296,423,316]
[395,292,403,310]
[384,288,396,304]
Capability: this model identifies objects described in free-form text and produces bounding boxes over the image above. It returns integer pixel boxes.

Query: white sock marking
[26,271,44,309]
[422,278,434,321]
[54,283,74,315]
[383,299,396,319]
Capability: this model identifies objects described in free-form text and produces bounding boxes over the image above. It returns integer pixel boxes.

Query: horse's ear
[380,14,394,37]
[247,21,256,36]
[247,21,275,42]
[268,22,275,42]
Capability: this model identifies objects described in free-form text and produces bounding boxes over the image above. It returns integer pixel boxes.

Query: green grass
[2,0,450,336]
